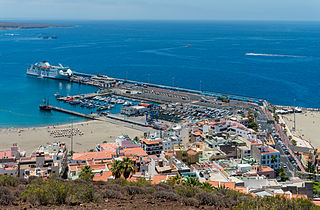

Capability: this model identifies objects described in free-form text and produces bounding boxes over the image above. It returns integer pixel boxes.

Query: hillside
[0,175,318,209]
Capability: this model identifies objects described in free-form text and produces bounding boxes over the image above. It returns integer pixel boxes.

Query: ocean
[0,20,320,127]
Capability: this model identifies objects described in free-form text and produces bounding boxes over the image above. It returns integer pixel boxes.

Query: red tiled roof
[99,143,118,152]
[206,181,235,190]
[235,187,248,194]
[72,152,112,161]
[93,171,113,182]
[152,175,168,184]
[0,150,14,159]
[120,147,148,157]
[187,149,198,156]
[141,139,163,145]
[193,131,205,139]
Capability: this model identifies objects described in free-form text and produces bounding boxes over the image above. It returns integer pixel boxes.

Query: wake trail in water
[245,53,307,58]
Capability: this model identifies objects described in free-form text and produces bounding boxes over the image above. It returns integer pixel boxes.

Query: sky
[0,0,320,21]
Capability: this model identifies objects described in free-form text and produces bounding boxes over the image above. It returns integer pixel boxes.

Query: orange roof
[152,174,168,184]
[120,147,148,157]
[187,149,198,156]
[291,194,308,199]
[193,131,205,139]
[165,151,174,157]
[206,181,235,190]
[99,143,118,153]
[274,192,307,199]
[141,139,163,145]
[259,166,274,173]
[235,186,248,194]
[72,152,112,161]
[4,167,16,171]
[313,200,320,206]
[93,171,113,182]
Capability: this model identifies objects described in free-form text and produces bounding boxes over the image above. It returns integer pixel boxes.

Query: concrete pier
[40,105,98,120]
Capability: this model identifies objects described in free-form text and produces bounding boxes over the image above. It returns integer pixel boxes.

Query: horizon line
[1,18,320,23]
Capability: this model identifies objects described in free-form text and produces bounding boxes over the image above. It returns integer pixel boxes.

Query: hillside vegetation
[0,174,318,209]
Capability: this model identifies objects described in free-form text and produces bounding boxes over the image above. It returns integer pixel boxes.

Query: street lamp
[70,117,74,155]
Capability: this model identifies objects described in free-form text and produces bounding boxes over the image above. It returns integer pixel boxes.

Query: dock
[40,105,151,127]
[40,105,98,120]
[107,114,149,127]
[59,92,111,100]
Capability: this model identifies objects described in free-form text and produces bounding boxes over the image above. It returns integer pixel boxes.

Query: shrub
[0,186,16,205]
[182,197,199,206]
[153,190,179,201]
[20,178,95,205]
[155,183,173,192]
[101,188,124,199]
[175,185,199,198]
[109,178,129,186]
[104,183,124,192]
[195,192,219,206]
[126,185,152,195]
[0,175,18,187]
[68,182,95,204]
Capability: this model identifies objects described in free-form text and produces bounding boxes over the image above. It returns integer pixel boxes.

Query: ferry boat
[27,61,73,80]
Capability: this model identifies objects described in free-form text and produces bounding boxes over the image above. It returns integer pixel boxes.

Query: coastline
[0,22,71,31]
[282,110,320,148]
[0,119,147,155]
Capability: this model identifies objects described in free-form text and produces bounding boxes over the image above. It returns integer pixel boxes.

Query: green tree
[79,165,94,182]
[110,158,135,179]
[278,167,289,182]
[292,139,297,146]
[271,155,277,164]
[247,119,258,131]
[110,160,123,179]
[122,157,135,179]
[273,114,279,123]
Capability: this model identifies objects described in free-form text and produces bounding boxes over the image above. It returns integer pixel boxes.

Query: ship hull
[27,71,71,81]
[26,62,72,81]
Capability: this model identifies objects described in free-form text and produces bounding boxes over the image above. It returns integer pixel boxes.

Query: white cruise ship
[27,61,73,80]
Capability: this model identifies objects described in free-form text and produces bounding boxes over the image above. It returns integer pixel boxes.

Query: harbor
[42,70,265,131]
[32,68,317,178]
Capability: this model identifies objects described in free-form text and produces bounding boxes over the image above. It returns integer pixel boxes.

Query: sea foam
[245,53,306,58]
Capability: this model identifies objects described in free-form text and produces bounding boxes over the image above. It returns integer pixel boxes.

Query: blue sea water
[0,20,320,127]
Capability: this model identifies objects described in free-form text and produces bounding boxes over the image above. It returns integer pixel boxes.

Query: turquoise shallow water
[0,21,320,127]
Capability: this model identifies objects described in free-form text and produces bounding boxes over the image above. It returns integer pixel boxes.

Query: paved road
[275,143,296,177]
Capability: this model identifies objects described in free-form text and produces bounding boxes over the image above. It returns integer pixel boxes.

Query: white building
[163,136,182,151]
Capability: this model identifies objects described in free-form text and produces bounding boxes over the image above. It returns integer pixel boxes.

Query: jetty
[40,105,98,120]
[107,114,149,127]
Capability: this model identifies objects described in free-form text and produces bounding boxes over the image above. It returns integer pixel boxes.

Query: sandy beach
[282,111,320,148]
[0,119,149,155]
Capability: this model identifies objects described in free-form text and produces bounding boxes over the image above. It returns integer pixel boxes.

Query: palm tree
[79,165,94,181]
[183,177,201,187]
[271,155,277,163]
[200,182,213,192]
[173,174,183,185]
[110,160,122,179]
[122,157,135,179]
